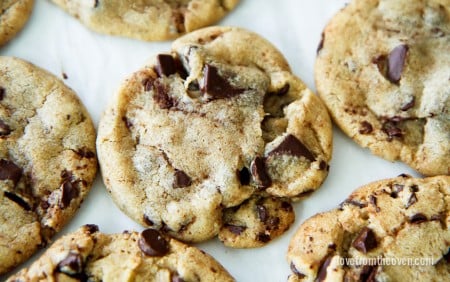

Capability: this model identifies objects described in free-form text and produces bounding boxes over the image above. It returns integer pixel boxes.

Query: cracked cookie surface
[97,26,332,247]
[0,57,97,274]
[7,225,234,281]
[287,175,450,282]
[0,0,34,46]
[315,0,450,176]
[50,0,240,41]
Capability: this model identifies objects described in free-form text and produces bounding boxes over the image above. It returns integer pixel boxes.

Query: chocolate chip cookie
[0,57,97,274]
[315,0,450,176]
[50,0,240,41]
[0,0,34,46]
[97,26,332,247]
[7,225,234,281]
[287,175,450,281]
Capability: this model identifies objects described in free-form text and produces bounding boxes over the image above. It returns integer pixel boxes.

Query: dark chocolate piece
[173,169,192,188]
[250,156,272,189]
[202,64,244,100]
[138,229,170,257]
[0,120,11,136]
[316,255,333,282]
[60,180,80,208]
[352,227,377,253]
[256,232,270,243]
[4,191,31,211]
[400,97,415,111]
[0,159,22,185]
[290,262,306,278]
[409,213,427,224]
[268,134,315,162]
[156,54,177,77]
[237,167,250,185]
[387,44,408,84]
[359,121,373,134]
[57,252,83,275]
[0,87,5,100]
[256,204,268,222]
[225,224,246,235]
[153,80,173,109]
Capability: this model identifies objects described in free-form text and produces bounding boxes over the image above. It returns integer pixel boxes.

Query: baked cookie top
[0,57,97,274]
[315,0,450,176]
[0,0,34,46]
[287,175,450,282]
[50,0,240,41]
[7,225,235,281]
[97,26,332,247]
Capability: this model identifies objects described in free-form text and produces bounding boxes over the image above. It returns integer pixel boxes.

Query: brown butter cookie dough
[315,0,450,176]
[0,0,34,46]
[287,175,450,281]
[97,26,332,248]
[50,0,240,41]
[0,57,97,274]
[7,225,235,281]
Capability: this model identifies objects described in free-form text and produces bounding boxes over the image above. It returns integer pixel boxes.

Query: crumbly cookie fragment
[0,57,97,274]
[97,27,332,247]
[287,175,450,281]
[7,225,235,281]
[0,0,34,46]
[315,0,450,175]
[50,0,240,41]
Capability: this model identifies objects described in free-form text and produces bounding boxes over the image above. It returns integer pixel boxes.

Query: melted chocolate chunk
[173,169,191,188]
[270,83,290,96]
[74,148,95,159]
[409,213,427,224]
[156,54,177,77]
[202,64,244,100]
[256,204,268,222]
[172,274,185,282]
[443,248,450,263]
[268,134,315,162]
[369,195,380,212]
[237,167,251,185]
[138,229,170,256]
[57,252,83,275]
[319,161,327,170]
[0,159,22,184]
[410,185,419,192]
[0,120,11,136]
[382,120,403,140]
[341,199,368,209]
[60,180,80,208]
[316,255,333,282]
[142,78,154,92]
[225,224,246,235]
[290,262,306,278]
[4,191,31,211]
[122,116,133,129]
[153,80,174,109]
[352,227,377,253]
[387,44,409,84]
[266,217,280,230]
[256,232,271,243]
[359,121,373,134]
[0,87,5,100]
[317,33,325,53]
[360,265,378,282]
[280,201,293,211]
[84,224,99,234]
[401,97,415,111]
[250,156,272,189]
[143,215,154,226]
[405,193,417,209]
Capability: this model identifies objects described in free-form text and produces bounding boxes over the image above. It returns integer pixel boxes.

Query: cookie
[50,0,240,41]
[7,225,234,281]
[0,0,34,46]
[287,175,450,281]
[315,0,450,176]
[0,57,97,274]
[97,26,332,247]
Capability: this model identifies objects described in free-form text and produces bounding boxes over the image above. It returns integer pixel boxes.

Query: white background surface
[1,0,420,281]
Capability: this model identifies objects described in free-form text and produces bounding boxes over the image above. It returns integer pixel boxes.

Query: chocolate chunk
[202,64,244,100]
[409,185,419,192]
[0,87,5,100]
[94,0,99,8]
[237,167,250,185]
[74,148,95,159]
[172,274,185,282]
[256,232,271,243]
[62,72,68,79]
[405,193,417,209]
[60,180,80,208]
[328,243,337,251]
[153,80,173,109]
[398,173,411,178]
[0,159,22,184]
[369,195,380,212]
[373,55,387,76]
[142,78,154,91]
[268,134,315,162]
[272,83,290,96]
[266,217,280,230]
[401,97,415,111]
[250,156,272,189]
[319,161,327,170]
[156,54,177,77]
[443,249,450,263]
[225,224,246,235]
[0,120,11,136]
[393,184,404,193]
[359,121,373,134]
[57,252,83,275]
[341,199,367,209]
[188,80,200,91]
[143,215,154,226]
[173,169,191,188]
[4,191,31,211]
[382,120,403,140]
[316,255,333,282]
[280,201,293,211]
[122,116,133,129]
[256,204,268,222]
[387,44,408,84]
[290,262,306,278]
[138,229,170,256]
[409,213,427,224]
[360,265,378,282]
[317,33,325,53]
[84,224,99,234]
[352,227,377,253]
